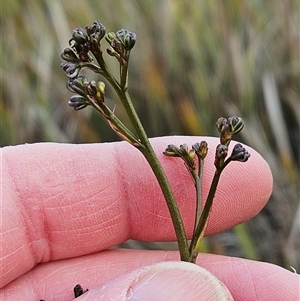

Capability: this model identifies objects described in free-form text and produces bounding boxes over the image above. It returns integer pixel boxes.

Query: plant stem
[88,100,142,147]
[120,90,190,261]
[192,158,204,238]
[189,170,222,262]
[93,50,190,261]
[120,50,130,89]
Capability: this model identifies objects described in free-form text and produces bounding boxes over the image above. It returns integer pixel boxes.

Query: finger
[1,250,298,301]
[80,261,233,301]
[1,136,272,286]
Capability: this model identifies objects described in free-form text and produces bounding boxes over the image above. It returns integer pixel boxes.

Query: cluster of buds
[61,21,137,112]
[66,76,105,111]
[164,117,249,175]
[61,22,106,79]
[164,117,250,263]
[215,117,250,171]
[60,22,253,265]
[164,141,208,174]
[216,116,244,145]
[69,21,106,62]
[164,117,250,185]
[105,29,137,65]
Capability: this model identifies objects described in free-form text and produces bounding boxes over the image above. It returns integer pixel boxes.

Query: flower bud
[66,77,88,95]
[61,48,79,62]
[228,116,244,135]
[68,95,88,110]
[105,32,117,44]
[179,144,189,153]
[164,144,195,170]
[116,29,137,50]
[96,81,105,100]
[86,21,106,40]
[116,29,127,40]
[216,117,233,145]
[71,28,89,44]
[230,143,250,162]
[86,22,106,51]
[192,141,208,159]
[188,149,196,162]
[90,32,103,48]
[111,39,124,54]
[124,32,136,50]
[85,80,97,96]
[61,62,81,79]
[216,117,228,134]
[216,144,228,160]
[214,144,228,169]
[163,144,181,157]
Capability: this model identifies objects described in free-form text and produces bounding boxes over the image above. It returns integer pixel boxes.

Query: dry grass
[1,0,299,269]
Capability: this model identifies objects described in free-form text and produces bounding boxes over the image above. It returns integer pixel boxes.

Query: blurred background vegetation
[1,0,299,270]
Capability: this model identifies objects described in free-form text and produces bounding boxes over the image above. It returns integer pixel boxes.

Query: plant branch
[189,170,222,262]
[93,50,189,260]
[118,90,190,261]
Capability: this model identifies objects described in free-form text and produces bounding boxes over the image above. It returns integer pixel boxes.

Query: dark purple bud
[230,143,250,162]
[86,22,106,51]
[214,144,228,169]
[86,21,106,39]
[61,62,81,79]
[116,29,137,50]
[71,28,89,44]
[66,76,88,95]
[163,144,181,157]
[216,117,229,134]
[68,95,88,111]
[61,48,79,62]
[90,32,103,48]
[216,144,228,160]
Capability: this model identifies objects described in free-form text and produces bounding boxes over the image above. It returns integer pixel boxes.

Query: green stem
[189,169,222,262]
[93,50,190,261]
[88,100,142,147]
[192,157,204,238]
[189,155,233,262]
[120,50,130,89]
[120,90,190,261]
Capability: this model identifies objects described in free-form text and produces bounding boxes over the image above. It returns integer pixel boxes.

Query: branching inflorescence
[61,21,250,263]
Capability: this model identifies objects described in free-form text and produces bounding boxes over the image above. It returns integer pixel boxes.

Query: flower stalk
[61,21,250,263]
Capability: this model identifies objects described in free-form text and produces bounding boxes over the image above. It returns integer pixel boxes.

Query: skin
[1,136,299,300]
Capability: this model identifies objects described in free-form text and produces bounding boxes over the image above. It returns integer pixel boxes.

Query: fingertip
[79,261,233,301]
[128,136,273,238]
[205,141,273,234]
[199,255,300,301]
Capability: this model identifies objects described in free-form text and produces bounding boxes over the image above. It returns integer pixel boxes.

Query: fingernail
[127,261,233,301]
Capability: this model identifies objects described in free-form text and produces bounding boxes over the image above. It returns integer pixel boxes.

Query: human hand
[1,136,298,300]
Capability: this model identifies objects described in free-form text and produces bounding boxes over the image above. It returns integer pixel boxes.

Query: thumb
[78,261,233,300]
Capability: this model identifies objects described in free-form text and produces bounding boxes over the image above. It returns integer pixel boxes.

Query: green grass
[1,0,299,269]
